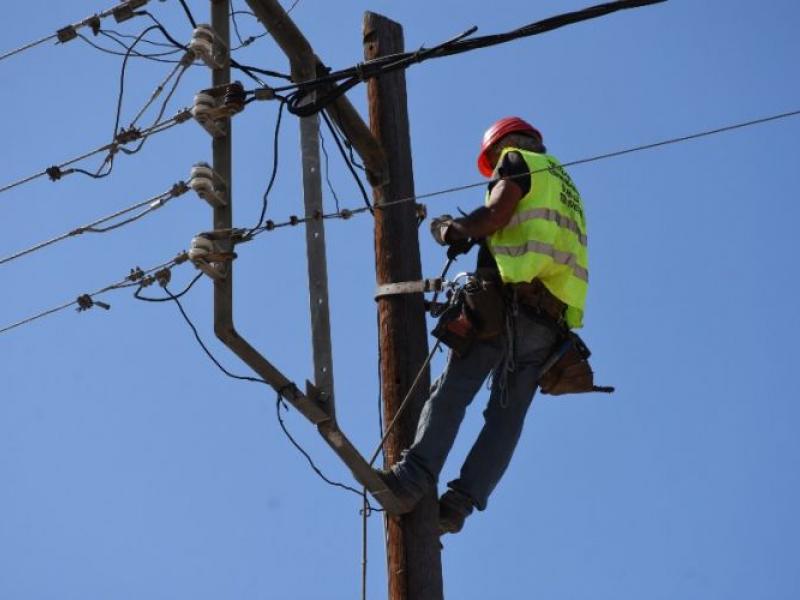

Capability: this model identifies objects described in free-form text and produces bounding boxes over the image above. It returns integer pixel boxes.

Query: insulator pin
[189,25,227,70]
[192,92,226,138]
[189,232,235,280]
[189,162,227,208]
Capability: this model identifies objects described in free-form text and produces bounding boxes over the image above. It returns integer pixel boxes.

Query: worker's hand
[446,238,474,260]
[430,214,455,246]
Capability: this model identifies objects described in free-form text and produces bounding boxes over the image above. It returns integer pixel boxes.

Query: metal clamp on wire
[112,0,149,23]
[189,162,227,207]
[374,277,446,300]
[188,231,238,280]
[191,83,245,138]
[189,24,228,70]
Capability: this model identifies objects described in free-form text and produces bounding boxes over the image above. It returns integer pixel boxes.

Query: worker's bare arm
[446,179,524,241]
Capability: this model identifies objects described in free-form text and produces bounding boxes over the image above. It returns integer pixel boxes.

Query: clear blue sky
[1,1,799,598]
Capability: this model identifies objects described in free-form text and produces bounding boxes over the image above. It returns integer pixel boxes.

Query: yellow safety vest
[487,148,588,329]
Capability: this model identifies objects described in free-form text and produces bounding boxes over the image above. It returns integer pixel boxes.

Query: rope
[368,339,442,468]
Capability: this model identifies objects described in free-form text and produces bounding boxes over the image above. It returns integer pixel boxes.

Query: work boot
[438,489,475,535]
[373,468,419,515]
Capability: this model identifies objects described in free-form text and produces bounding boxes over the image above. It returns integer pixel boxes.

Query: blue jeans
[391,308,559,511]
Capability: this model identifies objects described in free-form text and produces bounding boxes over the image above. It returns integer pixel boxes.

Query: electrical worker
[377,117,589,534]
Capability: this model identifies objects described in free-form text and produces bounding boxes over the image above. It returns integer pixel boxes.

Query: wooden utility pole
[364,12,444,600]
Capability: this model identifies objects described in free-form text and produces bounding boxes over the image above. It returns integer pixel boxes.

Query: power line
[0,34,58,63]
[3,106,794,341]
[0,0,153,65]
[135,273,384,506]
[248,100,286,234]
[229,6,269,50]
[78,32,186,62]
[320,110,372,213]
[0,183,189,268]
[0,107,192,197]
[176,0,197,28]
[245,106,800,237]
[253,0,668,117]
[0,252,189,336]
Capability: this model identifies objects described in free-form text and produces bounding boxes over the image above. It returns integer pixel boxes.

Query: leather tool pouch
[432,295,476,358]
[539,332,615,396]
[463,277,505,340]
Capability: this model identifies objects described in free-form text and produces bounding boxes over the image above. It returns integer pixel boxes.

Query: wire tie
[313,210,323,221]
[76,294,110,312]
[175,109,193,124]
[127,267,145,282]
[115,127,142,145]
[171,181,189,196]
[265,220,275,231]
[339,208,353,220]
[289,216,299,226]
[155,268,172,288]
[87,15,101,36]
[45,166,63,181]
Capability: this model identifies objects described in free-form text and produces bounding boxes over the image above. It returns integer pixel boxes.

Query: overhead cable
[253,0,667,116]
[0,252,189,336]
[247,107,800,236]
[0,107,192,197]
[78,32,186,63]
[0,182,189,268]
[0,0,151,65]
[4,108,795,333]
[134,274,383,507]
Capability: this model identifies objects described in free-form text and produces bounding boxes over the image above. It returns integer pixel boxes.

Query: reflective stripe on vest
[506,208,588,247]
[487,148,589,328]
[491,240,589,282]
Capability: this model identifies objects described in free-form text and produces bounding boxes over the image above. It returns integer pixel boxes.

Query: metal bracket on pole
[212,0,406,515]
[374,277,446,300]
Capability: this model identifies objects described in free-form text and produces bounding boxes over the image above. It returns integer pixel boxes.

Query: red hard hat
[477,117,542,177]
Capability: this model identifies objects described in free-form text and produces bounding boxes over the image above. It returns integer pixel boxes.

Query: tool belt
[508,278,567,326]
[431,273,506,357]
